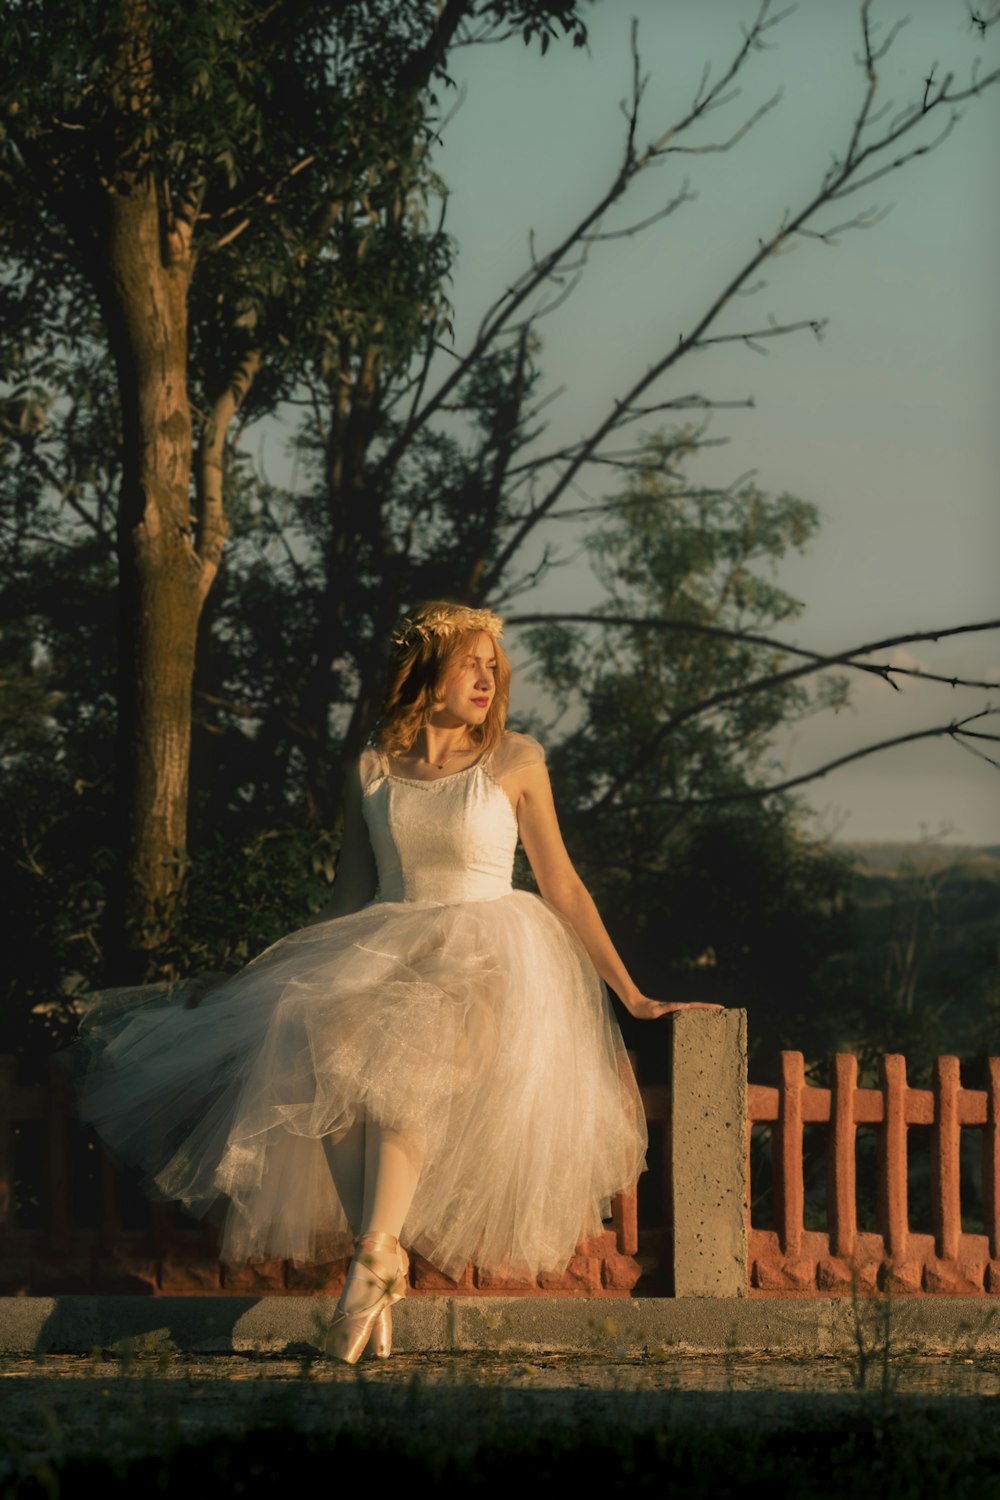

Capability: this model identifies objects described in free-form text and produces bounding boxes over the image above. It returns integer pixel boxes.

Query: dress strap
[359,745,388,792]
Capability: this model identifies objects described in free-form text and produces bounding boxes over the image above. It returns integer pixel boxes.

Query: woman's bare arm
[511,760,722,1020]
[306,760,378,924]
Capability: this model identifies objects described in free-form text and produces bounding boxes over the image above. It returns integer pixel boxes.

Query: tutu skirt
[73,892,647,1281]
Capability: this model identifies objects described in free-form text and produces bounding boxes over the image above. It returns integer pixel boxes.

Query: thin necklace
[423,736,476,770]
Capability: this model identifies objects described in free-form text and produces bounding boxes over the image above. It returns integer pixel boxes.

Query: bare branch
[829,111,962,200]
[620,395,755,418]
[953,728,1000,771]
[374,1,785,491]
[503,612,1000,811]
[609,707,1000,811]
[506,265,586,331]
[392,193,451,433]
[479,16,999,593]
[649,90,782,157]
[194,689,267,723]
[967,2,1000,37]
[433,81,468,139]
[795,203,891,243]
[580,182,695,243]
[500,399,748,484]
[505,613,1000,682]
[695,317,827,353]
[0,521,81,554]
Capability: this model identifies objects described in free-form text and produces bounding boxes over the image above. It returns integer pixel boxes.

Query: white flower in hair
[391,605,504,649]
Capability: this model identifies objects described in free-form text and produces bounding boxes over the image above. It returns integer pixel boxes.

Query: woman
[73,600,720,1363]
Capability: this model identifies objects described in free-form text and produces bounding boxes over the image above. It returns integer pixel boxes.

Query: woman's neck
[416,722,477,768]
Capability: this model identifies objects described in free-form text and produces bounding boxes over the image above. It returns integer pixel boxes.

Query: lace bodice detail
[359,731,544,904]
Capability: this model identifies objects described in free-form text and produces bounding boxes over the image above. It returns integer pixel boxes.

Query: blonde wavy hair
[377,601,511,758]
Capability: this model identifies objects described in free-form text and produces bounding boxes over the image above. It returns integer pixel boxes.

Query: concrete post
[669,1007,748,1297]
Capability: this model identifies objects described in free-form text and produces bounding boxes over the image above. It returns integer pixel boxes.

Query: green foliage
[0,0,589,396]
[528,436,848,807]
[816,850,1000,1082]
[0,0,591,825]
[0,765,116,1062]
[1,792,341,1063]
[0,2,579,787]
[0,0,595,973]
[521,456,833,930]
[0,1,458,430]
[188,336,551,823]
[161,823,340,974]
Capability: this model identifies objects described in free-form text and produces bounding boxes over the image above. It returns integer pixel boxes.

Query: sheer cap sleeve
[489,730,546,780]
[358,746,386,793]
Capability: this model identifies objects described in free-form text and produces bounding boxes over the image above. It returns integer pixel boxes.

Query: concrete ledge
[3,1295,1000,1357]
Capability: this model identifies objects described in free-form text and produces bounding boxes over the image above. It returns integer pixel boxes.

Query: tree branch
[503,612,1000,810]
[374,1,781,493]
[609,707,1000,811]
[194,349,262,603]
[474,10,999,592]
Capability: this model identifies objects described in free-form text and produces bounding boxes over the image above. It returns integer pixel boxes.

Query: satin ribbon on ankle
[327,1230,408,1363]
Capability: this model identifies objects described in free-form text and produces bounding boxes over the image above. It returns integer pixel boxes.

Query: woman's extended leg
[321,1119,423,1321]
[320,1116,365,1234]
[320,1115,423,1241]
[360,1122,423,1239]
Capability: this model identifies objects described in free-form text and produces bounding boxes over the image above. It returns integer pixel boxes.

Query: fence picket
[985,1058,1000,1261]
[932,1056,961,1261]
[878,1054,909,1261]
[828,1052,857,1260]
[777,1051,805,1258]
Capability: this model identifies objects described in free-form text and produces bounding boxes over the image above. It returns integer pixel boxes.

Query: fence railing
[4,1019,999,1298]
[0,1053,641,1297]
[749,1051,1000,1295]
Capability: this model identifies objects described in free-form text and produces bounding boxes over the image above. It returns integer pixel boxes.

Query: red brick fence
[3,1013,999,1298]
[749,1051,1000,1296]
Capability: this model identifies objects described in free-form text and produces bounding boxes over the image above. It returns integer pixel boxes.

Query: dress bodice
[359,731,544,904]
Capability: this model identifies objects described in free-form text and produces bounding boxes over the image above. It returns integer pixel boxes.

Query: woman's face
[433,631,497,729]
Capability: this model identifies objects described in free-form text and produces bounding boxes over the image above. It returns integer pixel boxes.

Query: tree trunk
[101,172,198,974]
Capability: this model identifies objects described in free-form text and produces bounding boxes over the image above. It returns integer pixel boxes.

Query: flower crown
[390,605,504,651]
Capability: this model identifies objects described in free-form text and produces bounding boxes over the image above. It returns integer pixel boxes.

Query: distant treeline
[834,842,1000,875]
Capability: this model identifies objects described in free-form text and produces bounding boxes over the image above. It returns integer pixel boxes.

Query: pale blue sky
[426,0,1000,843]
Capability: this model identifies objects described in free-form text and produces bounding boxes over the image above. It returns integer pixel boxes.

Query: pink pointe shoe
[326,1231,409,1364]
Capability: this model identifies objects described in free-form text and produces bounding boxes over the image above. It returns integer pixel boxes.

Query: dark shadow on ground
[34,1295,262,1354]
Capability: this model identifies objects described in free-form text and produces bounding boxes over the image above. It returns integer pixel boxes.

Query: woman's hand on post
[620,993,726,1021]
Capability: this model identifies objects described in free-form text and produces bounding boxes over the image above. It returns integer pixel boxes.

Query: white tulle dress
[73,731,648,1281]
